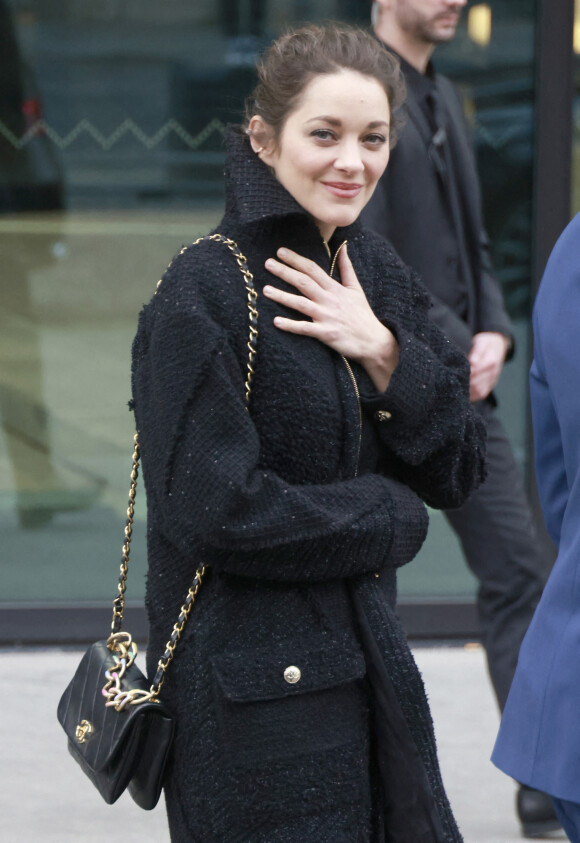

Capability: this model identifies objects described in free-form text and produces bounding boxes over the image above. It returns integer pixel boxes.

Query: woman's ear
[248,116,277,166]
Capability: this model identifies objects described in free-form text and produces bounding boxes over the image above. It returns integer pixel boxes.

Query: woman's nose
[334,142,364,173]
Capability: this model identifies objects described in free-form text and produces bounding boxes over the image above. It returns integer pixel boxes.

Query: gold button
[283,665,301,684]
[375,410,392,421]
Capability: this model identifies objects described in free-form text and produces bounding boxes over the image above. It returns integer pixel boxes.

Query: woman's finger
[274,248,336,290]
[265,258,320,296]
[272,316,319,336]
[337,245,363,290]
[263,285,317,317]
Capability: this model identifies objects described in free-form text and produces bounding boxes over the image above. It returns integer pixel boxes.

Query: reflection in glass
[0,0,91,531]
[0,0,539,609]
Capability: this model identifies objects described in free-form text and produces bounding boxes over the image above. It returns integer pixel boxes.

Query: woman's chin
[316,209,362,236]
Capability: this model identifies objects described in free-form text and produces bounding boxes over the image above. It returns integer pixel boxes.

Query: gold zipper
[329,239,347,277]
[328,239,362,478]
[341,356,362,478]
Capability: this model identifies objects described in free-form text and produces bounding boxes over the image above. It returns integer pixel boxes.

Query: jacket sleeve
[476,231,514,346]
[529,355,565,547]
[351,242,487,510]
[131,247,428,583]
[423,291,474,355]
[442,80,514,345]
[528,216,580,546]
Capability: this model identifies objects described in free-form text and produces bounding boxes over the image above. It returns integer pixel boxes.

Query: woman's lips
[321,181,363,199]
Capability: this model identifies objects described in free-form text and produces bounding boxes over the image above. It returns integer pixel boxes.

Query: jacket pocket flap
[211,633,366,703]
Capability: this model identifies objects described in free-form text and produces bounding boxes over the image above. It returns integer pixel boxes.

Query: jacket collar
[224,125,362,243]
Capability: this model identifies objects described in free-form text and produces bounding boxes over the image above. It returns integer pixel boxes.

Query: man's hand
[468,331,510,402]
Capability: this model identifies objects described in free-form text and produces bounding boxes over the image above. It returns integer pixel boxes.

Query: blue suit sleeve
[529,214,580,546]
[529,354,567,546]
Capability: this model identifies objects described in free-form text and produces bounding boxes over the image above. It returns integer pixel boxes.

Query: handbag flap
[57,640,165,772]
[211,632,366,702]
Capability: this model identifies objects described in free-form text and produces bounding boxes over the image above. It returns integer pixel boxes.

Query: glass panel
[0,1,365,608]
[0,0,536,611]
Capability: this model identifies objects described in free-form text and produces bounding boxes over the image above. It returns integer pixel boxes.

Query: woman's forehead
[289,71,391,121]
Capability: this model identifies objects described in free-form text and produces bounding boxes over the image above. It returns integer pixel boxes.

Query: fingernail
[277,247,288,257]
[265,259,275,269]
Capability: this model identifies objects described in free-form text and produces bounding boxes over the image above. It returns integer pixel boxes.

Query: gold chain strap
[106,234,258,704]
[110,435,140,634]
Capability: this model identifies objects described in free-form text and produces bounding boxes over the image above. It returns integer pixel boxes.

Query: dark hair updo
[244,23,406,146]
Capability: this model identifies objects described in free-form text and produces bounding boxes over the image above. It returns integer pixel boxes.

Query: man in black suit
[361,0,558,836]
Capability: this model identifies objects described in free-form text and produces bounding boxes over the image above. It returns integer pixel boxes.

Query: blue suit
[492,213,580,815]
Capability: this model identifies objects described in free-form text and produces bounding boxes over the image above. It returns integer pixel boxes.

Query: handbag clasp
[75,719,94,743]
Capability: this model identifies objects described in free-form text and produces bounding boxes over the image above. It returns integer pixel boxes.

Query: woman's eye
[311,129,335,141]
[364,133,387,146]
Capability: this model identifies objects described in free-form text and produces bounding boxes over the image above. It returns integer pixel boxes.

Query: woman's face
[257,70,391,242]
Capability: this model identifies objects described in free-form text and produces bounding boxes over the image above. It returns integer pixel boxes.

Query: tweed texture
[131,127,485,841]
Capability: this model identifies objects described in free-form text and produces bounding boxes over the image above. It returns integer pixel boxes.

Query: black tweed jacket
[131,128,485,842]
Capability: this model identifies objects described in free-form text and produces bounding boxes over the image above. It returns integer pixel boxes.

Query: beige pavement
[0,643,567,842]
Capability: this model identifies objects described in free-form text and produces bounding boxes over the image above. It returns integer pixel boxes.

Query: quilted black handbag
[57,636,177,809]
[57,235,259,810]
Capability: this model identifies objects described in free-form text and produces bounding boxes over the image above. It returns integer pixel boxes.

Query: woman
[492,213,580,841]
[132,24,486,842]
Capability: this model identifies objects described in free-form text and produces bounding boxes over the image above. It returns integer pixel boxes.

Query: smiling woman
[130,23,486,842]
[249,70,392,239]
[253,68,400,392]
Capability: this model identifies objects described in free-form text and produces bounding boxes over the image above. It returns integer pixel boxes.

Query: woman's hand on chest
[263,245,399,392]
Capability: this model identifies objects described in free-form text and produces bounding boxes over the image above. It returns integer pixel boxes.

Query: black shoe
[517,785,562,838]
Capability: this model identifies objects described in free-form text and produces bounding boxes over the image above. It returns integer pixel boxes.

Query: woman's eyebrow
[305,116,389,129]
[306,116,341,126]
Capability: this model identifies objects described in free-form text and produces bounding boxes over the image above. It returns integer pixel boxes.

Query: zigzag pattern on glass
[0,117,226,151]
